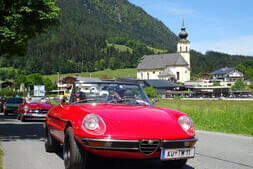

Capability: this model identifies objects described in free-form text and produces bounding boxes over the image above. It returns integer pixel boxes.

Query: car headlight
[82,114,106,135]
[24,106,29,112]
[178,116,195,136]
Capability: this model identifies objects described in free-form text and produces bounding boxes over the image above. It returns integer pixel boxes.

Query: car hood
[78,104,190,140]
[6,103,21,107]
[27,102,53,109]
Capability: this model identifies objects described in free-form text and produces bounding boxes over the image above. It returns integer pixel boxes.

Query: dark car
[4,98,24,116]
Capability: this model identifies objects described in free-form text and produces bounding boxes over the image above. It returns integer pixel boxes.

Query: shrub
[144,86,158,98]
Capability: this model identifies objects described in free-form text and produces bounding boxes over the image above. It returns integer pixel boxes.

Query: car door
[48,105,70,143]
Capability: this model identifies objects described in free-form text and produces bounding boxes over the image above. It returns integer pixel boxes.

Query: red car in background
[18,96,54,122]
[45,82,197,169]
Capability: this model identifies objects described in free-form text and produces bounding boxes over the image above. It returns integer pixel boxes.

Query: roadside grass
[44,68,137,83]
[0,142,3,169]
[156,100,253,136]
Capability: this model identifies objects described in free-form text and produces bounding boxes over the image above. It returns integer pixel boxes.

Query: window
[186,46,188,52]
[185,70,187,74]
[141,73,143,80]
[147,72,150,80]
[153,71,155,74]
[177,72,180,80]
[180,47,182,52]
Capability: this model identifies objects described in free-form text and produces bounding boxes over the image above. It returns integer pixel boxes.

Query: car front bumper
[81,137,198,158]
[5,107,18,114]
[22,113,47,119]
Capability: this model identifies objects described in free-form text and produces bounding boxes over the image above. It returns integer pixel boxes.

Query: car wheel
[20,115,26,122]
[17,114,21,120]
[4,110,8,116]
[45,126,60,153]
[163,159,187,169]
[63,127,87,169]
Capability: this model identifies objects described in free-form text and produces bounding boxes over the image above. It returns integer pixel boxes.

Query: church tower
[177,20,190,68]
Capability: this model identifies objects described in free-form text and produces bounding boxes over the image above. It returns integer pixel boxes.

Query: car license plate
[161,148,195,160]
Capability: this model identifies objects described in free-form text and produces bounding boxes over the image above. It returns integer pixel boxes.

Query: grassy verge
[0,142,3,169]
[156,100,253,136]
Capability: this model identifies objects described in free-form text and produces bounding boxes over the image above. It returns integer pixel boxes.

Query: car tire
[45,126,60,153]
[63,127,87,169]
[20,115,26,122]
[162,159,187,169]
[17,114,21,120]
[4,110,8,116]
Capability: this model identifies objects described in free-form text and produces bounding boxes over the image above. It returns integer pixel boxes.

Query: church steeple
[179,19,188,40]
[177,19,190,70]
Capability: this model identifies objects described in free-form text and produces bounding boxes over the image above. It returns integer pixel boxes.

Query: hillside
[0,0,253,77]
[0,0,178,75]
[190,50,253,74]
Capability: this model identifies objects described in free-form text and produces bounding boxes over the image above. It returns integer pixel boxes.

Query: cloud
[191,35,253,56]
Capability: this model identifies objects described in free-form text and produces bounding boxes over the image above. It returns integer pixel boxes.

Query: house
[211,67,244,86]
[137,21,190,83]
[56,76,101,92]
[0,81,13,90]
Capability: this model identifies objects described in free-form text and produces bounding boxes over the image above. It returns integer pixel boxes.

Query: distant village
[0,22,252,99]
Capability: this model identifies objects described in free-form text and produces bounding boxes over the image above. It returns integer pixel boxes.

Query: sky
[128,0,253,56]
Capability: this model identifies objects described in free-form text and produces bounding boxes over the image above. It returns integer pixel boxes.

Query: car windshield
[6,98,23,104]
[25,97,51,104]
[69,82,151,106]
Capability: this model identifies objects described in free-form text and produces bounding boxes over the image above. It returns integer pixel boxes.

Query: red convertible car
[18,96,54,121]
[45,82,197,169]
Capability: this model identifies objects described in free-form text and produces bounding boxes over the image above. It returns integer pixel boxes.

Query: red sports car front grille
[139,140,160,156]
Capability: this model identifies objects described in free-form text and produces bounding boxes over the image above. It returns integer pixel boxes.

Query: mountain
[190,50,253,74]
[2,0,179,74]
[58,0,178,49]
[0,0,252,77]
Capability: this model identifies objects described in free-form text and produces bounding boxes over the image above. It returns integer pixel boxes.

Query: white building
[211,67,244,87]
[137,21,190,83]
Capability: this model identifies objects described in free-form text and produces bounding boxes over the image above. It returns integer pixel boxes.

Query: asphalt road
[0,114,253,169]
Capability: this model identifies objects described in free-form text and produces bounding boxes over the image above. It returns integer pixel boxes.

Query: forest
[0,0,252,79]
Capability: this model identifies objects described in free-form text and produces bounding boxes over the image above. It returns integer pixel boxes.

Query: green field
[147,46,167,54]
[107,43,133,53]
[44,68,137,83]
[106,43,167,54]
[156,100,253,136]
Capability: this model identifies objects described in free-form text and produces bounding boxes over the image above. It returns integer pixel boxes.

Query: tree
[26,73,44,90]
[0,0,60,57]
[14,74,28,89]
[144,86,158,98]
[231,79,245,91]
[43,77,54,91]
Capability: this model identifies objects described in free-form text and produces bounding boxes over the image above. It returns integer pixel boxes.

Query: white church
[137,22,191,83]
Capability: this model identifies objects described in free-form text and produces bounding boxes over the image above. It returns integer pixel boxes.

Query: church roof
[137,53,188,70]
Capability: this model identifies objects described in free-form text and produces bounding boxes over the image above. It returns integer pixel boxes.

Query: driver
[74,92,86,102]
